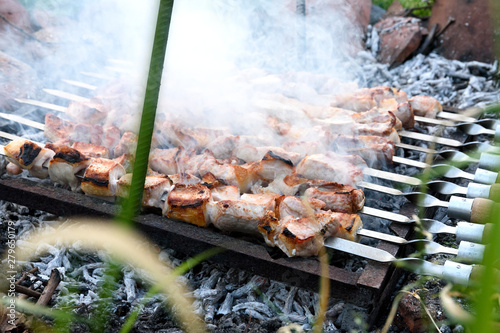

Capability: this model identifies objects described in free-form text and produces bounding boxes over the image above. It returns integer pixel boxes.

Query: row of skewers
[1,71,500,285]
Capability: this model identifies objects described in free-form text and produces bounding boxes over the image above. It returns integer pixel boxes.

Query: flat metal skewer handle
[360,206,490,244]
[356,228,485,263]
[425,180,499,199]
[325,238,482,286]
[360,182,494,224]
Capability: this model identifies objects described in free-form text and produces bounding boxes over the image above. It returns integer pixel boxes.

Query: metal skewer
[359,182,494,224]
[62,79,97,91]
[355,228,484,262]
[415,116,498,129]
[42,89,90,102]
[325,238,481,286]
[360,205,490,244]
[399,130,500,152]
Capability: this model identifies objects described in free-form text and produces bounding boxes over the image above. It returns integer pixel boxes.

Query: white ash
[363,26,499,109]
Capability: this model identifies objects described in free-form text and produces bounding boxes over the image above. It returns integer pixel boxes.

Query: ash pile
[1,1,500,333]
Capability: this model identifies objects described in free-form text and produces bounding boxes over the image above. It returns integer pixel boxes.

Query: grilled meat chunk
[295,154,364,186]
[304,183,365,214]
[276,195,326,219]
[149,147,181,175]
[378,99,414,129]
[282,140,323,158]
[114,131,138,158]
[210,185,241,201]
[44,113,72,143]
[409,95,442,119]
[200,159,254,192]
[163,183,211,227]
[72,142,110,158]
[258,210,362,256]
[46,143,92,191]
[335,212,363,241]
[208,193,278,235]
[168,173,201,185]
[6,162,22,175]
[81,158,125,197]
[4,139,55,178]
[330,86,413,128]
[101,125,122,152]
[235,144,302,165]
[328,134,395,164]
[249,151,295,182]
[66,100,107,125]
[45,113,106,146]
[205,135,238,159]
[263,174,307,196]
[116,174,172,209]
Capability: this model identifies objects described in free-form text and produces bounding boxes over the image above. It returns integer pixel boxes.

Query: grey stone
[370,4,386,25]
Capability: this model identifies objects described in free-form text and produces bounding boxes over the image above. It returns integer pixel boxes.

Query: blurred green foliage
[372,0,434,17]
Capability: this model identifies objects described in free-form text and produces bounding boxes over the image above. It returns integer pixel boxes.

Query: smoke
[2,0,366,145]
[158,0,365,140]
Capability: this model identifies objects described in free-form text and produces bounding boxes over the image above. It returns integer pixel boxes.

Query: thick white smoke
[2,0,365,144]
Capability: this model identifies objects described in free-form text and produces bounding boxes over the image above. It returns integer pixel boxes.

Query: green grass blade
[117,0,174,226]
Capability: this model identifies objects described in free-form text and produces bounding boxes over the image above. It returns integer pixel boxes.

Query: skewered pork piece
[162,148,255,192]
[205,135,272,160]
[2,137,367,257]
[261,174,308,196]
[317,115,400,143]
[330,86,407,111]
[149,147,182,175]
[116,173,172,209]
[408,95,443,119]
[113,131,138,157]
[6,162,23,175]
[378,99,414,129]
[45,143,92,191]
[328,134,395,164]
[235,144,302,165]
[200,159,256,193]
[168,172,202,185]
[303,183,365,214]
[71,142,110,158]
[207,192,279,235]
[275,195,326,219]
[247,151,295,182]
[81,158,126,198]
[329,86,414,128]
[66,100,108,125]
[329,86,443,125]
[4,139,55,178]
[163,183,212,227]
[295,153,365,186]
[45,113,103,146]
[259,95,401,138]
[281,140,324,157]
[154,121,231,150]
[258,209,362,257]
[210,185,241,201]
[45,113,127,156]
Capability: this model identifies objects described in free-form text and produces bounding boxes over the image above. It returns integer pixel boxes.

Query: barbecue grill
[1,1,499,331]
[0,75,497,326]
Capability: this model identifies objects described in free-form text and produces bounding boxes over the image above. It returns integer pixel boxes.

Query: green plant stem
[117,0,174,226]
[469,202,500,332]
